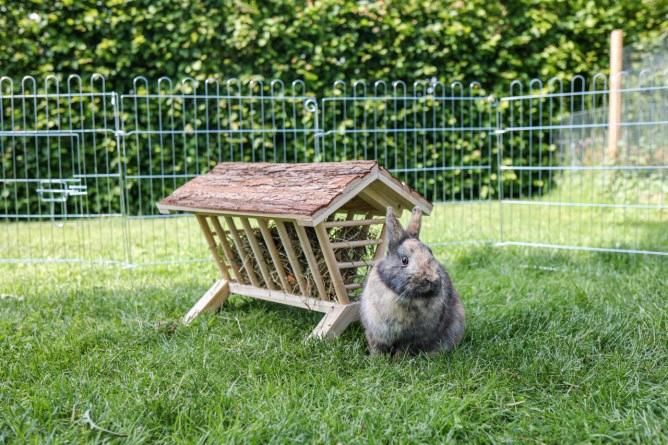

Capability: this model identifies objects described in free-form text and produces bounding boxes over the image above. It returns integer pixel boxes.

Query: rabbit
[360,206,465,356]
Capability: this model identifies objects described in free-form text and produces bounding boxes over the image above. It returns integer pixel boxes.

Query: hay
[224,218,380,301]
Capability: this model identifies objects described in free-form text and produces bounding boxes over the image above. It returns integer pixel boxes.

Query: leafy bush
[2,0,665,93]
[0,0,665,215]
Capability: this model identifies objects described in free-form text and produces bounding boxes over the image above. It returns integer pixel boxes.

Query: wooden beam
[376,168,433,214]
[330,239,381,249]
[314,223,350,304]
[183,279,230,324]
[294,224,328,301]
[323,218,385,228]
[229,283,338,313]
[157,202,313,224]
[274,220,309,297]
[257,218,291,292]
[239,217,277,290]
[309,303,360,339]
[196,215,230,280]
[359,186,394,212]
[607,29,623,162]
[338,260,376,269]
[209,216,243,283]
[309,166,380,226]
[223,216,261,287]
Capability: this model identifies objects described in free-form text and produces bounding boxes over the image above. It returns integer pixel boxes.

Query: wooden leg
[183,279,230,324]
[309,302,360,339]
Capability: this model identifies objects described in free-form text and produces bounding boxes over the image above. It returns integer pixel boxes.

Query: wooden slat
[309,166,379,226]
[196,215,230,280]
[157,202,313,223]
[373,223,388,262]
[358,211,374,239]
[359,187,395,212]
[209,216,244,283]
[257,218,291,292]
[323,218,385,228]
[229,283,338,313]
[223,216,261,287]
[275,220,309,297]
[330,239,381,249]
[310,302,360,339]
[294,224,328,301]
[376,168,433,214]
[183,279,230,324]
[337,260,375,269]
[239,217,277,290]
[314,223,350,304]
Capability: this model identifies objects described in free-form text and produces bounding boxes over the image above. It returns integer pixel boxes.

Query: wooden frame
[159,161,432,339]
[182,212,386,338]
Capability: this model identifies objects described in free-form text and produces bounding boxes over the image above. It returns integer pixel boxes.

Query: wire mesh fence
[1,72,666,266]
[497,71,667,255]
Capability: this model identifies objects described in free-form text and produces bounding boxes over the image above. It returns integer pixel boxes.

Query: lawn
[1,200,667,443]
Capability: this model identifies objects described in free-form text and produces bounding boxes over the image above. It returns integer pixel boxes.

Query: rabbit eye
[401,256,409,266]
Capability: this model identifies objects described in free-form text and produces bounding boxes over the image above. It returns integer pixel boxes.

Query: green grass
[1,200,667,443]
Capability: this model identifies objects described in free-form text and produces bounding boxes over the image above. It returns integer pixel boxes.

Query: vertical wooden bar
[209,216,244,283]
[607,29,623,161]
[314,223,350,304]
[257,218,291,292]
[373,223,387,262]
[275,220,309,297]
[239,217,277,290]
[223,216,261,287]
[294,224,328,301]
[196,214,229,280]
[358,211,373,240]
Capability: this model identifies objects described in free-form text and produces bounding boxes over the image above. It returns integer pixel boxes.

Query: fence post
[112,91,132,266]
[607,29,623,162]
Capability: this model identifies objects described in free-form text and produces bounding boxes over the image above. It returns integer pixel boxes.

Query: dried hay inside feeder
[226,217,380,301]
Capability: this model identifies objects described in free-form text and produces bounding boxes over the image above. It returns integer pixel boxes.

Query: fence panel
[319,80,498,246]
[498,73,667,255]
[119,77,320,264]
[0,75,126,264]
[1,73,665,266]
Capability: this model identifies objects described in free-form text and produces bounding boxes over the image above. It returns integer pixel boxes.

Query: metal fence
[1,72,666,266]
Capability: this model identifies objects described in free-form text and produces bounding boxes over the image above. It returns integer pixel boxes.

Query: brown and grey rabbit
[360,206,465,356]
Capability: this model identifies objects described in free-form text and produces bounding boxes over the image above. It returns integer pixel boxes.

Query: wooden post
[239,217,277,290]
[257,218,292,292]
[314,223,350,304]
[224,216,261,287]
[607,29,623,162]
[209,216,244,283]
[275,220,309,297]
[294,224,328,300]
[196,215,229,280]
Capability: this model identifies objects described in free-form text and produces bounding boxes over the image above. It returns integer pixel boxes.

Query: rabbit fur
[360,206,465,356]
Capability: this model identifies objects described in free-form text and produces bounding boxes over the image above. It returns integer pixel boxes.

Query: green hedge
[0,0,666,216]
[2,0,665,94]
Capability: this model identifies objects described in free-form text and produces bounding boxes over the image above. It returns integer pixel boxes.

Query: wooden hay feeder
[157,161,432,338]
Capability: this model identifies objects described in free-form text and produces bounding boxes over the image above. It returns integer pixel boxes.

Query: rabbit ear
[406,206,422,238]
[385,207,406,251]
